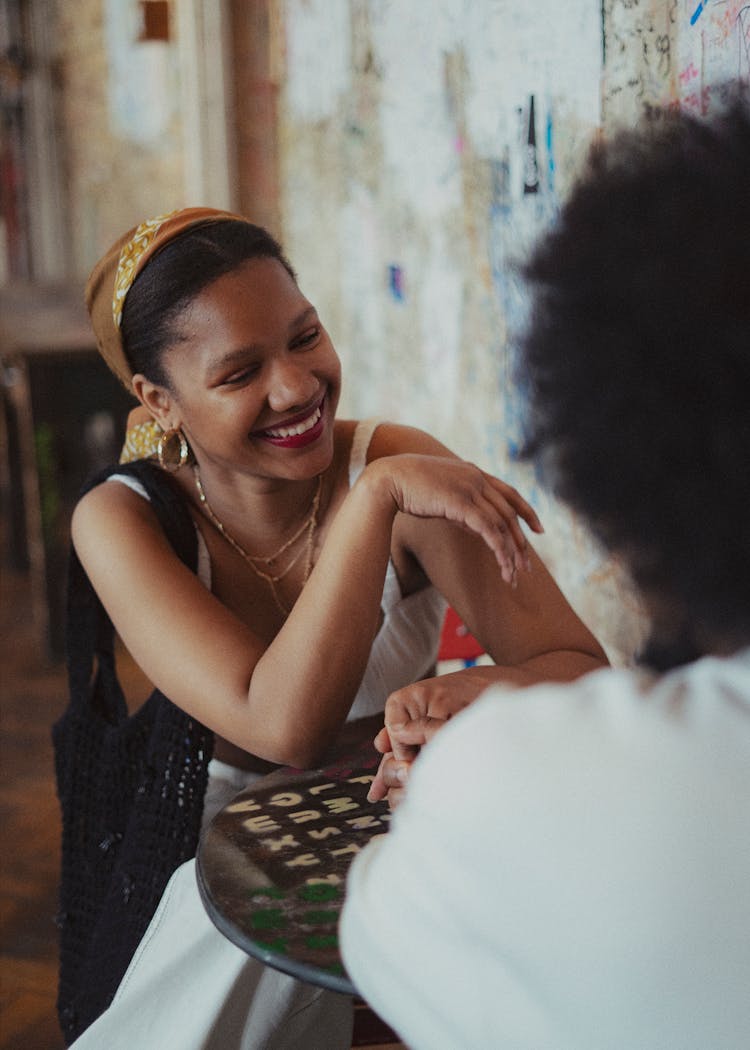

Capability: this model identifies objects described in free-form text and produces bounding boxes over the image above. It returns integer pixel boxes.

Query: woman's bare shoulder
[71,474,164,555]
[363,420,459,461]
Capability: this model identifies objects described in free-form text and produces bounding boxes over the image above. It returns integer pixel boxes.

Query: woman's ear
[132,374,176,431]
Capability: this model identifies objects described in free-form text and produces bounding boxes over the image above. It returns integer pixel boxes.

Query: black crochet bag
[53,460,214,1044]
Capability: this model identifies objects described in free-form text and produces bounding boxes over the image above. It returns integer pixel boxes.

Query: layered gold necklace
[193,465,323,615]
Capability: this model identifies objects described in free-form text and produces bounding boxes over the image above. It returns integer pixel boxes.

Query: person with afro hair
[341,91,750,1050]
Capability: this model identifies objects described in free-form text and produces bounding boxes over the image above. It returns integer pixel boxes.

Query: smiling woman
[55,208,607,1050]
[129,253,341,489]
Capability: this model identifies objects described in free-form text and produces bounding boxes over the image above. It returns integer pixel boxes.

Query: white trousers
[70,762,354,1050]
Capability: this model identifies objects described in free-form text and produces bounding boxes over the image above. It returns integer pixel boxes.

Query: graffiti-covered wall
[603,0,749,123]
[278,0,749,664]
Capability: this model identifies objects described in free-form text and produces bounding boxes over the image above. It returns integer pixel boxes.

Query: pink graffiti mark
[714,4,741,42]
[679,60,700,82]
[681,84,712,113]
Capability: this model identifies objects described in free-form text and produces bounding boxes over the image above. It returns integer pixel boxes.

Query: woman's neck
[189,464,325,557]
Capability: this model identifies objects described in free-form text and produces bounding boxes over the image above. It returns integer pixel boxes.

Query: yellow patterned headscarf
[85,206,249,390]
[119,418,163,463]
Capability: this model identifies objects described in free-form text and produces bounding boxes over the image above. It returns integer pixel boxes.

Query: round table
[196,731,391,995]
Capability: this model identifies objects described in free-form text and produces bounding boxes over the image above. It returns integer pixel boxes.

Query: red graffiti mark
[681,84,712,115]
[679,61,700,83]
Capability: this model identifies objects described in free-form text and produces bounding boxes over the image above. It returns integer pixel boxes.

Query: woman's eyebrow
[289,306,318,331]
[205,344,262,379]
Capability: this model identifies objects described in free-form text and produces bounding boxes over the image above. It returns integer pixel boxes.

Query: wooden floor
[0,563,404,1050]
[1,568,67,1049]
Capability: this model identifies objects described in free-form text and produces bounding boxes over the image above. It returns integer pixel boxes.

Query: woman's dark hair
[120,221,296,388]
[519,92,750,666]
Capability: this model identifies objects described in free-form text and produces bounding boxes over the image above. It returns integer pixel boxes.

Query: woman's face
[161,257,342,483]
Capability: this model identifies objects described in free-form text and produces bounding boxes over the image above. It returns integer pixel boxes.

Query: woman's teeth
[265,405,321,439]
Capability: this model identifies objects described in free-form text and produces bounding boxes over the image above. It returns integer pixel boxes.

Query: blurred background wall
[2,0,748,665]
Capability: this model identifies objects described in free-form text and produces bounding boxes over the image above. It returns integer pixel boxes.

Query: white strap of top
[348,419,383,488]
[347,419,403,611]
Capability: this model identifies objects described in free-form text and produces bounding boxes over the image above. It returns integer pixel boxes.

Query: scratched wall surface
[278,0,749,665]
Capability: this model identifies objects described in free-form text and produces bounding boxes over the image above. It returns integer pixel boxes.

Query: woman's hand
[364,454,542,587]
[367,669,491,806]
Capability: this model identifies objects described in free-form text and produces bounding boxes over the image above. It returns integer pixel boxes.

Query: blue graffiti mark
[488,189,558,479]
[387,264,405,302]
[690,2,705,26]
[546,111,555,194]
[386,264,403,302]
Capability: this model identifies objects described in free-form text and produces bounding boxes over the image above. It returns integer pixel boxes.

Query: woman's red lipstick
[254,397,325,449]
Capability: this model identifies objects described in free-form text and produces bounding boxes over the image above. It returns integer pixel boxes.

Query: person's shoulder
[404,666,638,800]
[410,652,750,807]
[356,420,458,462]
[437,663,647,752]
[71,467,164,551]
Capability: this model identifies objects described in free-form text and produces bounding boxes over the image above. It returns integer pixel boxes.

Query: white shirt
[340,650,750,1050]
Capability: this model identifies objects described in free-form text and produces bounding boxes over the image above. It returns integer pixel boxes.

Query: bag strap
[65,461,198,717]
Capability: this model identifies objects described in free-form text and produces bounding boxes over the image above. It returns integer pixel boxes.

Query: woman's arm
[369,423,607,681]
[362,424,608,803]
[71,447,535,768]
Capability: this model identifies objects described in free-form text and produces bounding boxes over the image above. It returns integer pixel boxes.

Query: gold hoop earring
[157,426,190,472]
